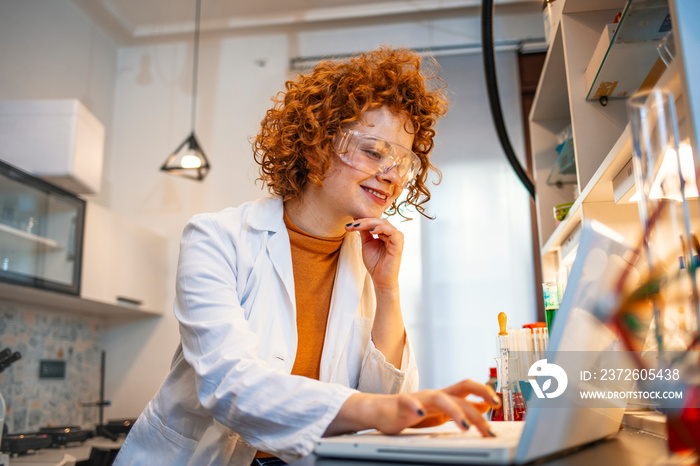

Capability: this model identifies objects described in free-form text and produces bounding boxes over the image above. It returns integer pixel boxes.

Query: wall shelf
[0,281,161,326]
[537,49,686,261]
[0,222,62,252]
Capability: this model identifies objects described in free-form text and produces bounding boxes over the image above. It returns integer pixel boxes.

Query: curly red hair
[253,47,448,218]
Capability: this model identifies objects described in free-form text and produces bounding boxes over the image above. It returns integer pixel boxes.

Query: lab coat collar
[247,197,285,233]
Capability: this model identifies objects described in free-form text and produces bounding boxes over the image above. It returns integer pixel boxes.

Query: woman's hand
[326,379,502,438]
[345,218,403,291]
[345,218,406,367]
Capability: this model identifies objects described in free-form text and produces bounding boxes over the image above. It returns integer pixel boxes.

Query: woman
[114,47,500,466]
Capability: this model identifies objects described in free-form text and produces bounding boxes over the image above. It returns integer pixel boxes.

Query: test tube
[497,313,514,421]
[498,334,514,422]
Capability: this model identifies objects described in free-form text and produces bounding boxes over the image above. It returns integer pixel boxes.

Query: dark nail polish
[461,420,470,429]
[417,409,425,416]
[353,223,360,227]
[370,228,375,232]
[492,395,501,405]
[488,429,497,438]
[345,223,352,227]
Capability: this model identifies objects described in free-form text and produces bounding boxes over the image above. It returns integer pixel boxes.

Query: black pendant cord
[191,0,201,132]
[481,0,536,199]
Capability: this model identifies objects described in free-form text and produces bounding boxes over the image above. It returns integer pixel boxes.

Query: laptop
[315,220,640,464]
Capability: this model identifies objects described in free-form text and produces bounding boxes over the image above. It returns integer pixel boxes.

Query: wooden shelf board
[542,196,582,256]
[563,0,628,14]
[584,125,633,203]
[530,24,569,122]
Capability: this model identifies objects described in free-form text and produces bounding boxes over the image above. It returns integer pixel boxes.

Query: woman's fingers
[375,394,427,435]
[345,218,404,288]
[410,413,451,428]
[443,379,501,407]
[346,218,401,238]
[425,390,474,431]
[454,396,496,437]
[439,380,500,437]
[328,387,498,439]
[409,403,491,428]
[405,381,500,438]
[470,401,493,415]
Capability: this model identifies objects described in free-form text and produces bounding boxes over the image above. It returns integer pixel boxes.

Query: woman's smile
[361,185,391,204]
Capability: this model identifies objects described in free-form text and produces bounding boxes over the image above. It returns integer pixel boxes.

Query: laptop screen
[515,220,639,463]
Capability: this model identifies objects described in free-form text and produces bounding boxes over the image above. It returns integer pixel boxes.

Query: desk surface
[4,425,689,466]
[290,426,687,466]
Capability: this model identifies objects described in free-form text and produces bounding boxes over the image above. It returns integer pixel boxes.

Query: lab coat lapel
[266,229,295,311]
[321,232,366,382]
[248,198,296,312]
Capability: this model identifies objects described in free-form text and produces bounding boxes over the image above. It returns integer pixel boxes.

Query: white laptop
[315,220,640,464]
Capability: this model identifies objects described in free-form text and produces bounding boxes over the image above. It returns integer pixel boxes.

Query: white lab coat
[113,197,418,465]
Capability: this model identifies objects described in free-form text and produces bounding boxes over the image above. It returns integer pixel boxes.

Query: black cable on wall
[481,0,536,199]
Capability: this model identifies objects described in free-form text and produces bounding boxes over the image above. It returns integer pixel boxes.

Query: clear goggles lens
[334,129,420,187]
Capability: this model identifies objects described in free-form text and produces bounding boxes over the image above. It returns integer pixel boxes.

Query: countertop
[289,425,696,466]
[5,437,122,466]
[3,415,694,466]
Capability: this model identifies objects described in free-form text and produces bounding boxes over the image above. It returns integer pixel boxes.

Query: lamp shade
[161,0,209,182]
[161,131,210,181]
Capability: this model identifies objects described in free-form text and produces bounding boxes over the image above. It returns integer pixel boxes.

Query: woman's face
[316,106,415,222]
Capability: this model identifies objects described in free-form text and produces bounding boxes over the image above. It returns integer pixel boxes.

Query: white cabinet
[0,159,85,294]
[81,202,167,315]
[0,99,104,195]
[530,0,700,283]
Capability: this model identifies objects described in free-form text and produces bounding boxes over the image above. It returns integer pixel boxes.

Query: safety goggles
[334,129,421,187]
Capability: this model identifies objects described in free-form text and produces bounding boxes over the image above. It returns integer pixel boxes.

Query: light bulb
[181,154,202,169]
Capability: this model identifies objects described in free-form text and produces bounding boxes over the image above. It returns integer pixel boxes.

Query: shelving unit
[530,0,700,284]
[0,201,169,324]
[0,161,167,323]
[0,159,85,295]
[584,0,671,101]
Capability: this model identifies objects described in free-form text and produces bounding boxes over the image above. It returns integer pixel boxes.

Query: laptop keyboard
[422,421,524,446]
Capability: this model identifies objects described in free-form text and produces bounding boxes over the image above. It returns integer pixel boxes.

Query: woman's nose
[377,164,401,186]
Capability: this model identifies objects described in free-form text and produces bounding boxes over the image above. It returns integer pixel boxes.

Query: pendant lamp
[161,0,210,181]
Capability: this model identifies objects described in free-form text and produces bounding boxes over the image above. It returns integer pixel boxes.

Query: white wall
[0,0,118,199]
[0,0,544,418]
[0,1,117,119]
[418,52,536,388]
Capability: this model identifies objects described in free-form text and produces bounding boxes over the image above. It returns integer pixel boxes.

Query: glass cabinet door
[0,160,85,295]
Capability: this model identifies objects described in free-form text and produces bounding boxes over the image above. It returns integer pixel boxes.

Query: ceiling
[71,0,540,44]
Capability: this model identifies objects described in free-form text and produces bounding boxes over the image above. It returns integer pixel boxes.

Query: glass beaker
[627,88,700,352]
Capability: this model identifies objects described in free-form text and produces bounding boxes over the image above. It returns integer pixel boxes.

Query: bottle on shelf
[542,282,559,334]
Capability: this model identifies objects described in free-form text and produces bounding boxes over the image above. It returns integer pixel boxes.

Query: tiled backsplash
[0,304,103,433]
